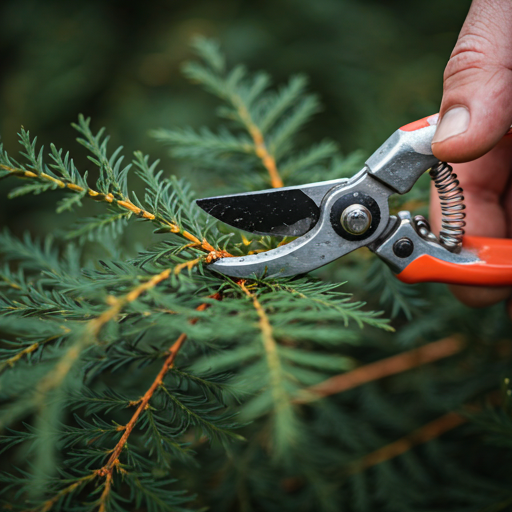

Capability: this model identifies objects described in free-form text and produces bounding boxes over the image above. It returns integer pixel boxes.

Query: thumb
[432,0,512,163]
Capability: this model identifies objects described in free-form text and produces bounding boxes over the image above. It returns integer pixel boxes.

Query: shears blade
[196,178,348,237]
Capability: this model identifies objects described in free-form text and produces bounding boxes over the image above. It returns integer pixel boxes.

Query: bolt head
[340,204,372,235]
[393,237,414,258]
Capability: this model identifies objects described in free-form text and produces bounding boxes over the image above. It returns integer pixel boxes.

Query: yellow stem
[239,282,290,412]
[0,329,71,373]
[37,473,97,512]
[0,164,231,257]
[234,104,283,188]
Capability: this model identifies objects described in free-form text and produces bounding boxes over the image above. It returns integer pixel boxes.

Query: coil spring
[429,161,466,253]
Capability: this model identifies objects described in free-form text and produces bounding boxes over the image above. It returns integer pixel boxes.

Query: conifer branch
[0,162,229,258]
[239,282,292,417]
[35,266,186,400]
[88,295,221,510]
[235,102,283,188]
[99,333,187,475]
[34,291,221,512]
[0,329,71,375]
[294,336,465,404]
[36,473,98,512]
[347,412,467,474]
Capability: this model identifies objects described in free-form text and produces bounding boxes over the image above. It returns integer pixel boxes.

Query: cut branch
[294,336,465,404]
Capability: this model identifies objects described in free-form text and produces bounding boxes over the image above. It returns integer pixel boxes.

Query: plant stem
[348,412,466,473]
[294,336,465,404]
[239,282,290,415]
[0,164,231,257]
[233,103,283,188]
[95,293,222,507]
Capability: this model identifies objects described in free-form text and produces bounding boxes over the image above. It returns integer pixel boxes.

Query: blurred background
[0,0,471,236]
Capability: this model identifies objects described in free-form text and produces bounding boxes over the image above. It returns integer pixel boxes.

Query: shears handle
[394,115,512,286]
[397,236,512,286]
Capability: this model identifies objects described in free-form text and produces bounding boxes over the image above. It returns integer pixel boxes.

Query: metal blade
[196,178,348,237]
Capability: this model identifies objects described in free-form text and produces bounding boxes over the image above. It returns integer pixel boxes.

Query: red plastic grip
[397,236,512,286]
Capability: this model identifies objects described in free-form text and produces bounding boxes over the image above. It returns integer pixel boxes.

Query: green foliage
[152,36,358,191]
[0,37,511,512]
[366,259,427,321]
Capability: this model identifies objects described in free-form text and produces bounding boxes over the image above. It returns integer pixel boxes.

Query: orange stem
[295,336,464,404]
[348,412,466,473]
[96,293,222,494]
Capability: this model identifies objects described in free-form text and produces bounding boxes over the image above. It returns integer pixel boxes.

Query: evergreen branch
[92,295,221,509]
[0,329,71,375]
[236,103,283,188]
[36,472,98,512]
[182,37,284,188]
[271,281,394,331]
[294,336,465,404]
[97,334,187,476]
[35,267,179,400]
[1,161,211,249]
[347,412,467,474]
[239,282,294,450]
[1,132,232,260]
[33,292,220,512]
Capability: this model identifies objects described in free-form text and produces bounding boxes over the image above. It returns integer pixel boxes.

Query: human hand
[429,0,512,317]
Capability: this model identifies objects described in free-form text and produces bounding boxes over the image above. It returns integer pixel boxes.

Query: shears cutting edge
[197,114,512,286]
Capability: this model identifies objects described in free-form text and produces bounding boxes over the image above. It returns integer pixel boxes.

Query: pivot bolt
[393,237,414,258]
[340,204,372,235]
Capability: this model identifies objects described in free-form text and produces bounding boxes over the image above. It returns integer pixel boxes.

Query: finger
[430,137,512,307]
[431,0,512,163]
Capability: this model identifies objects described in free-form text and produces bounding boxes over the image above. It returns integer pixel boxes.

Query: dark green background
[0,0,471,233]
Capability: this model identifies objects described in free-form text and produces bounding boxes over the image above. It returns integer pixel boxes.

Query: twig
[239,282,290,415]
[36,267,181,398]
[0,329,71,375]
[294,336,465,404]
[98,473,113,512]
[347,412,466,473]
[0,164,231,258]
[35,473,97,512]
[36,292,221,512]
[94,293,221,509]
[234,103,283,188]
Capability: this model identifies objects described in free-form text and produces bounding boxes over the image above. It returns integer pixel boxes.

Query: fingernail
[432,106,470,144]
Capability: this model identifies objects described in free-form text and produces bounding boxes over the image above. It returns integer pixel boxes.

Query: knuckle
[443,32,496,86]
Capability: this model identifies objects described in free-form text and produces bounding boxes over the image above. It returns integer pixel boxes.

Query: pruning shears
[197,114,512,286]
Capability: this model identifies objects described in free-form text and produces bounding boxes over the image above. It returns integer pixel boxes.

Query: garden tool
[197,114,512,285]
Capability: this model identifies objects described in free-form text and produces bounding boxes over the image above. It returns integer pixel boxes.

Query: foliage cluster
[0,38,511,512]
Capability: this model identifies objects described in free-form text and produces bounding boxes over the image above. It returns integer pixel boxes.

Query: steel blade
[196,178,348,237]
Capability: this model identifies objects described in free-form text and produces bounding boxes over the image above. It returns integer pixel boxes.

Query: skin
[429,0,512,317]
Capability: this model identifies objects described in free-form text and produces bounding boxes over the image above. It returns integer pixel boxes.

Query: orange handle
[397,236,512,286]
